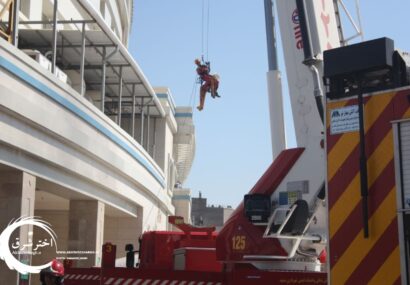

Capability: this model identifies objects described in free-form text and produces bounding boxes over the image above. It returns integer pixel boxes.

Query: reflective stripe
[123,278,134,285]
[114,278,124,285]
[132,279,143,285]
[105,277,115,284]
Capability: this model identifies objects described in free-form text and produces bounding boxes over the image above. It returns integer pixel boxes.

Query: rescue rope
[189,76,198,108]
[181,77,197,122]
[201,0,211,61]
[206,0,210,61]
[201,0,205,58]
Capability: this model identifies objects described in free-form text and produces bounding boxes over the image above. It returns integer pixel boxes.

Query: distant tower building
[191,192,234,231]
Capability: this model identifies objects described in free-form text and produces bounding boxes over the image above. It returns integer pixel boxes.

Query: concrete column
[172,188,192,225]
[32,210,69,272]
[137,206,143,239]
[153,118,167,170]
[103,206,143,265]
[0,171,36,285]
[68,200,105,268]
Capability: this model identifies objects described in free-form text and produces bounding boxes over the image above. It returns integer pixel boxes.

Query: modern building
[191,192,234,231]
[0,1,195,284]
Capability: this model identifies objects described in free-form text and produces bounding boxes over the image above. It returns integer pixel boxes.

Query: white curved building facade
[0,1,195,283]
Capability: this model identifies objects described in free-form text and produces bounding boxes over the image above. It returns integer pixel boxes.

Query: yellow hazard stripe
[330,188,397,284]
[368,246,401,285]
[329,130,393,238]
[327,93,393,181]
[403,107,410,122]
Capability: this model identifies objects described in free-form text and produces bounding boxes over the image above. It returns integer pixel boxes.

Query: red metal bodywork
[139,230,219,271]
[174,247,222,272]
[216,148,305,262]
[140,216,220,271]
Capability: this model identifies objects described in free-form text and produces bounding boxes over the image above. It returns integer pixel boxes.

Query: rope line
[201,0,211,61]
[206,0,210,61]
[201,0,205,57]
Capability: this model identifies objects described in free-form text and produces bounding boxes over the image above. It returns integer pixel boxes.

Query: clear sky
[129,0,410,208]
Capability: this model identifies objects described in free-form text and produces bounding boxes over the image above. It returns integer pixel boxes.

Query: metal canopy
[18,27,162,117]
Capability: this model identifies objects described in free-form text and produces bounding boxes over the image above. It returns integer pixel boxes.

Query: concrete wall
[121,114,157,159]
[104,215,141,261]
[0,171,35,285]
[39,0,129,44]
[20,0,43,21]
[0,39,173,218]
[191,196,234,231]
[172,188,192,224]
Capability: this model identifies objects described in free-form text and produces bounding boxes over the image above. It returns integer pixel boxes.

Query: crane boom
[264,0,286,159]
[274,0,341,148]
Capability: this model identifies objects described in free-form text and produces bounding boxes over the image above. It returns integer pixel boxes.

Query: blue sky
[130,0,410,208]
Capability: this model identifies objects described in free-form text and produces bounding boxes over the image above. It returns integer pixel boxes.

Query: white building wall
[88,0,101,11]
[142,204,168,232]
[0,0,188,239]
[20,0,43,21]
[173,188,192,224]
[104,215,140,259]
[120,115,160,168]
[153,118,167,171]
[9,0,131,44]
[107,0,123,40]
[0,41,173,217]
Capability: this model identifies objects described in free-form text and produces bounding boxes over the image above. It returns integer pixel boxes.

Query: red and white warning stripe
[103,279,222,285]
[65,275,222,285]
[65,274,100,281]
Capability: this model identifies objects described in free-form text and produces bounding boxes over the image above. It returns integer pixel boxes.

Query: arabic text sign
[330,105,359,135]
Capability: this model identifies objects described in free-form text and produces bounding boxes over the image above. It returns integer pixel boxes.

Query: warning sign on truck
[330,105,359,134]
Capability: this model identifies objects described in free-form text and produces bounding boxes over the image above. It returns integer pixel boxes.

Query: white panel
[275,0,341,148]
[400,121,410,208]
[276,0,320,148]
[267,70,286,159]
[307,0,341,55]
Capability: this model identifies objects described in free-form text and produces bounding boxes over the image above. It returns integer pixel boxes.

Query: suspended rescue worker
[195,58,220,111]
[40,259,65,285]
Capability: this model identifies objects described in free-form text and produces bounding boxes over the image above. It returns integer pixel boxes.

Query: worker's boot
[211,88,217,98]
